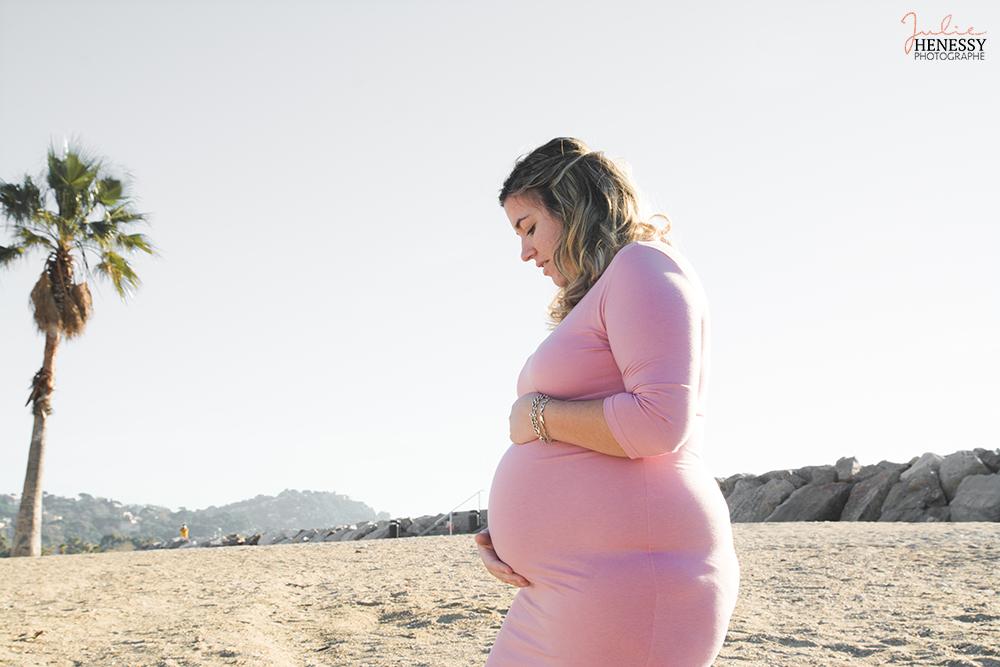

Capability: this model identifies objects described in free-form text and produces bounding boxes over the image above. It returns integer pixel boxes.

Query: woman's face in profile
[503,193,567,287]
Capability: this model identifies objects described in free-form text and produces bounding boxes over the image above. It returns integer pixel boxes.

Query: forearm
[541,398,629,458]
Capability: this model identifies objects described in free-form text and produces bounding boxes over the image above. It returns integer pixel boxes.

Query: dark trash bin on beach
[388,520,400,538]
[468,510,480,532]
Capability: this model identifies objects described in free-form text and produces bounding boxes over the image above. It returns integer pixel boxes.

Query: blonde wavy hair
[499,137,672,327]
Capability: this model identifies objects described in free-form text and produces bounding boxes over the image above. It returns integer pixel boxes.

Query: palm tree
[0,146,154,557]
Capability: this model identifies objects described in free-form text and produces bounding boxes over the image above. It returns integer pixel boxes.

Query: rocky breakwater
[136,510,490,551]
[258,509,486,545]
[720,448,1000,522]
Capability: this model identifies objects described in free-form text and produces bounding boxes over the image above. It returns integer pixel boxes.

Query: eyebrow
[514,214,531,232]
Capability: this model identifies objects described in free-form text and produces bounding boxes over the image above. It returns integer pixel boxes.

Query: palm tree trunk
[12,331,61,557]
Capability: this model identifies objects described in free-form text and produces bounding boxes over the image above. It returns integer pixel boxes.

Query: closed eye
[527,225,536,236]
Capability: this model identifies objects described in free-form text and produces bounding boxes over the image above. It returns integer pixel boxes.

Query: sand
[1,523,998,666]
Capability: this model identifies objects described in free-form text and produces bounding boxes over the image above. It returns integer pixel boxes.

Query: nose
[520,235,535,263]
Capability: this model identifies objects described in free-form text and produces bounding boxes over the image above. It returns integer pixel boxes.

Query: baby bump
[487,441,733,581]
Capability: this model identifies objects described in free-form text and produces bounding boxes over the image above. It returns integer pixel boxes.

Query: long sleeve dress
[486,240,740,666]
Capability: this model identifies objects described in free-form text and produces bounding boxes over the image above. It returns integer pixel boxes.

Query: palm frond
[17,228,54,250]
[114,232,154,255]
[0,244,26,267]
[0,178,42,224]
[95,251,140,298]
[34,209,59,227]
[47,148,100,219]
[48,149,100,192]
[105,204,146,226]
[94,178,122,206]
[81,220,115,248]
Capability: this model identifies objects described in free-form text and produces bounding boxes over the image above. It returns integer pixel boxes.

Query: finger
[498,572,531,587]
[488,562,529,585]
[480,557,530,586]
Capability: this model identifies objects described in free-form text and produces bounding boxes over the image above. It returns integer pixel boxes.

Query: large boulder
[260,530,291,546]
[727,478,796,522]
[322,525,352,541]
[879,469,949,522]
[841,469,902,521]
[766,482,853,522]
[793,465,837,485]
[938,451,991,501]
[406,514,447,536]
[853,461,911,484]
[760,470,808,489]
[900,453,943,482]
[360,520,393,540]
[950,474,1000,522]
[974,448,1000,473]
[718,474,756,498]
[331,521,379,541]
[835,457,861,482]
[291,528,321,543]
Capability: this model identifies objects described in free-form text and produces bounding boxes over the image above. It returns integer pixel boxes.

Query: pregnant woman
[476,137,740,666]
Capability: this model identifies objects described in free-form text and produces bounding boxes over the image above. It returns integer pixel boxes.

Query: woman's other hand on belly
[474,528,531,587]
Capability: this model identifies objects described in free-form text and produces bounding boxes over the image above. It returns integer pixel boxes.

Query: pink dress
[486,241,740,666]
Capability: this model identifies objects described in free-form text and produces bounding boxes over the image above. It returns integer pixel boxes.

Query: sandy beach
[2,522,998,666]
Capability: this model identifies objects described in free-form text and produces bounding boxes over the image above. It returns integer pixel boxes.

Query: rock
[221,533,245,547]
[766,483,853,522]
[727,478,796,522]
[361,520,393,540]
[260,530,291,546]
[900,453,943,482]
[835,457,861,482]
[841,469,901,521]
[333,521,379,541]
[449,510,484,533]
[246,534,261,546]
[760,470,808,488]
[322,526,351,542]
[793,465,837,485]
[974,448,1000,473]
[408,514,447,536]
[938,451,991,501]
[879,470,949,522]
[854,464,882,482]
[291,528,321,543]
[718,474,755,498]
[950,474,1000,522]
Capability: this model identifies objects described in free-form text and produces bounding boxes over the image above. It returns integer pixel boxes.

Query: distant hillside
[0,489,390,547]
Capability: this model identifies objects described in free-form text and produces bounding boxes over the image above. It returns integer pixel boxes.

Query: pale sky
[1,1,998,520]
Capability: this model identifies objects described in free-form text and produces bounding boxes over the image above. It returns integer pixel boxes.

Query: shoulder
[604,240,691,283]
[599,241,707,310]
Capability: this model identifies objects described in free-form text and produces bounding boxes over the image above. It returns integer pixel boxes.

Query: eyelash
[527,225,535,236]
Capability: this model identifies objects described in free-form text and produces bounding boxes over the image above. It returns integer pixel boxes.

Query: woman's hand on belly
[474,528,531,587]
[509,393,541,445]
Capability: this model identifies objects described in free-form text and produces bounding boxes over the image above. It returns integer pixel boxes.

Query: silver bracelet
[530,393,553,443]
